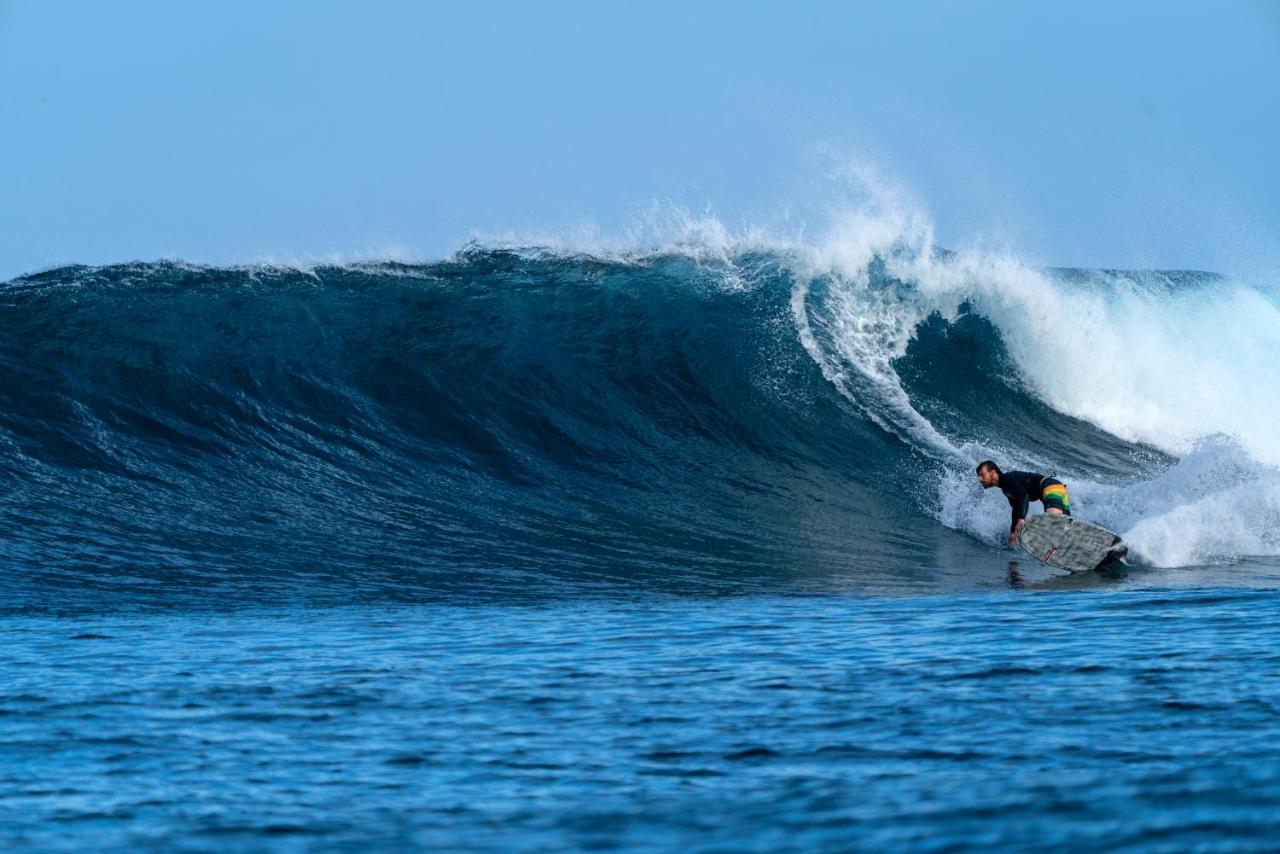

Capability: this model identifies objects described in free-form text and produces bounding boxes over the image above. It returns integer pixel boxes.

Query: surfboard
[1018,514,1127,573]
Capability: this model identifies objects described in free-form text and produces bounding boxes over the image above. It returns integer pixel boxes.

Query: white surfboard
[1019,514,1127,573]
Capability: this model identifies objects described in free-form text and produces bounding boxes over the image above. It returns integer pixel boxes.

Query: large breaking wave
[3,216,1279,606]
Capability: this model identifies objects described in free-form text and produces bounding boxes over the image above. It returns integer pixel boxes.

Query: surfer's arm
[1003,486,1029,540]
[1009,517,1025,545]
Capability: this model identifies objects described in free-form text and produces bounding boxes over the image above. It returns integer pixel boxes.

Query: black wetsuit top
[999,471,1053,533]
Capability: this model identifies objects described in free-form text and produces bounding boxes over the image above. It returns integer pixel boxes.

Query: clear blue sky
[2,1,1278,278]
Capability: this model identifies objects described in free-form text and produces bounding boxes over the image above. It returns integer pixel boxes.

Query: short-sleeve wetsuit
[999,471,1071,534]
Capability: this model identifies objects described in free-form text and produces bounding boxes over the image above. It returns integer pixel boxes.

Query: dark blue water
[3,252,1279,849]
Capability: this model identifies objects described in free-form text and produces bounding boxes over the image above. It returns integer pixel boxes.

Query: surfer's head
[976,460,1001,489]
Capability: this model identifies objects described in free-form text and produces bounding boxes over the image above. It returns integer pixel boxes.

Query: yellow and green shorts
[1041,479,1071,515]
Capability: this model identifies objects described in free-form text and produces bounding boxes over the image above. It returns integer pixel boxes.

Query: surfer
[975,461,1070,545]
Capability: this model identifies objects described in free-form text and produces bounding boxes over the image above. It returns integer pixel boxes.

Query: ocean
[3,241,1280,850]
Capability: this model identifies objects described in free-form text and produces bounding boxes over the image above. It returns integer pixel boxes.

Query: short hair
[976,460,1001,475]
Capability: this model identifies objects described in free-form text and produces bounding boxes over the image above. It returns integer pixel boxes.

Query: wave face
[3,242,1279,607]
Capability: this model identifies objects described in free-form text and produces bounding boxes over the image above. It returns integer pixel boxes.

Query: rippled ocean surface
[6,590,1280,851]
[4,250,1280,849]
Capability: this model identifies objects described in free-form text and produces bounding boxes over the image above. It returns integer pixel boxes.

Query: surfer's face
[977,468,999,489]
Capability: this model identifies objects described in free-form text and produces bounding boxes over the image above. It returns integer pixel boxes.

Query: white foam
[1082,438,1280,566]
[929,259,1280,467]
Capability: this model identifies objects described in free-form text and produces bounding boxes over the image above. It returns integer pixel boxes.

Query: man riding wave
[975,460,1071,546]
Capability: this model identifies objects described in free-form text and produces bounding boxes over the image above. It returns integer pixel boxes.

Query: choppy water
[5,591,1280,851]
[3,241,1280,849]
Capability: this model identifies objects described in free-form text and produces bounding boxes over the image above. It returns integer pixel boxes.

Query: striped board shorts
[1041,478,1071,515]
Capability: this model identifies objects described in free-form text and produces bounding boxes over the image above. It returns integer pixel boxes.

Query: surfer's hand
[1009,521,1023,546]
